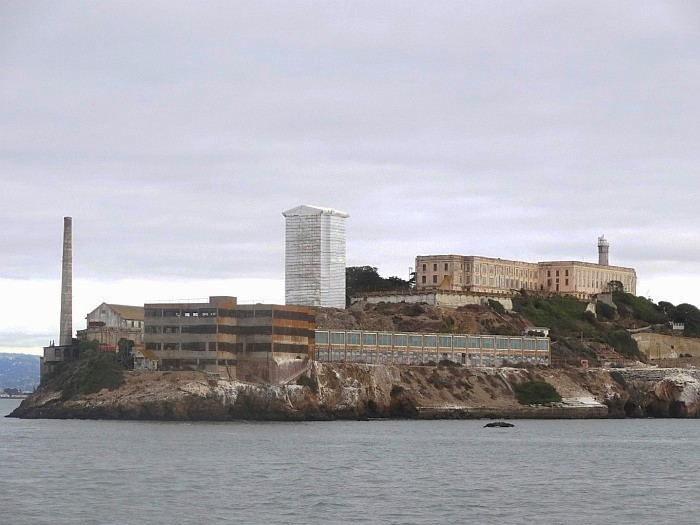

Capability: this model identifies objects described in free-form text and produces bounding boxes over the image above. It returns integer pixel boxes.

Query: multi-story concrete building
[283,205,348,308]
[416,255,540,293]
[143,296,315,383]
[416,237,636,299]
[77,302,145,351]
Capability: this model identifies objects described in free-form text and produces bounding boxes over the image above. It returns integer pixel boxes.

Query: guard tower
[598,235,609,266]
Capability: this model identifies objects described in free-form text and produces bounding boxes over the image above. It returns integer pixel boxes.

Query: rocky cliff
[9,362,698,421]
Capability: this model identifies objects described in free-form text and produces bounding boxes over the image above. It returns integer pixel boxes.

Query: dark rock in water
[484,421,514,428]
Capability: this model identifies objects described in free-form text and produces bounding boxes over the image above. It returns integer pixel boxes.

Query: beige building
[77,302,145,351]
[416,255,540,295]
[415,237,636,299]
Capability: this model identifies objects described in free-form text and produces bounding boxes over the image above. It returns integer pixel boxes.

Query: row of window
[146,324,314,338]
[316,331,549,351]
[145,341,310,353]
[145,308,314,322]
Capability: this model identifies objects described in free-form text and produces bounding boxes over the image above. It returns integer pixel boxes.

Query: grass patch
[513,295,591,336]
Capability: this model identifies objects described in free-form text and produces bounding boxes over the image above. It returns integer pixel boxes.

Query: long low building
[315,330,550,367]
[415,236,636,299]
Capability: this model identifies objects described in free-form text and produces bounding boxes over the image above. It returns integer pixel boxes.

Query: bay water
[1,399,698,524]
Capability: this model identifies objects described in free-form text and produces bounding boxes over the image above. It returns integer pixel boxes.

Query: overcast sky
[2,1,700,355]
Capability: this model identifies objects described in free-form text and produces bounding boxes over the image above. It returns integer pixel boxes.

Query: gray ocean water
[0,398,698,525]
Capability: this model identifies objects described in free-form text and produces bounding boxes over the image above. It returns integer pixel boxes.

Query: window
[565,269,569,277]
[433,275,438,284]
[433,263,437,271]
[556,270,559,277]
[444,263,448,271]
[565,278,569,286]
[422,264,426,271]
[421,276,426,284]
[547,270,551,277]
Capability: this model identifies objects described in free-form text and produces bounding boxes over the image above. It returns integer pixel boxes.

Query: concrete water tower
[598,235,609,266]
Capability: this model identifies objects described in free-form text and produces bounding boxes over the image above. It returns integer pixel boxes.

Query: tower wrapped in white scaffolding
[283,205,349,308]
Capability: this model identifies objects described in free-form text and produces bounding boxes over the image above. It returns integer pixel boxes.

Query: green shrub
[405,303,425,317]
[596,301,616,320]
[514,381,562,405]
[442,315,455,333]
[488,299,506,315]
[610,371,627,389]
[606,330,641,359]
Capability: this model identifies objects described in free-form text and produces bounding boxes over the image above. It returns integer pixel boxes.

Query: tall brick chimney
[59,217,72,346]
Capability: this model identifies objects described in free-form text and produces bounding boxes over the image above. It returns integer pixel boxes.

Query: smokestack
[597,235,609,266]
[59,217,72,346]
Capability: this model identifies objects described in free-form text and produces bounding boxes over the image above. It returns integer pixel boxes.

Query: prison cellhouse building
[415,236,636,299]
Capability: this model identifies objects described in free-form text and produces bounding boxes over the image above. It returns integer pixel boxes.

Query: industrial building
[283,205,348,308]
[415,236,636,299]
[144,296,315,383]
[77,302,145,351]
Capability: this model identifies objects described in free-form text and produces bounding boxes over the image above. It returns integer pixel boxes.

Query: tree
[607,280,624,292]
[79,339,100,359]
[346,266,410,305]
[673,304,700,337]
[658,301,676,319]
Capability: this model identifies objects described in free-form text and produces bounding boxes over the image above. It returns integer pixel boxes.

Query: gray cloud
[2,0,700,296]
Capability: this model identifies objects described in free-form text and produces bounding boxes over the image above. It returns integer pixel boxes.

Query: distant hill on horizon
[0,353,40,392]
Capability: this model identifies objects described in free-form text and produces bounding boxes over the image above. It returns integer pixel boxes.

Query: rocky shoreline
[8,362,700,421]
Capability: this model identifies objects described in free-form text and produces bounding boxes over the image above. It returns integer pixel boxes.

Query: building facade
[283,205,348,308]
[315,330,550,367]
[77,303,145,351]
[143,296,315,383]
[415,238,636,299]
[416,255,540,294]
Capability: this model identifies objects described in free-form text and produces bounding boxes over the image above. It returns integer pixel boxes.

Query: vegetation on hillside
[514,381,562,405]
[42,352,125,401]
[41,337,137,400]
[612,291,667,325]
[513,291,643,361]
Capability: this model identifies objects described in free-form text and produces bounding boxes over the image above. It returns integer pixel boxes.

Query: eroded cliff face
[8,363,654,421]
[621,371,700,418]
